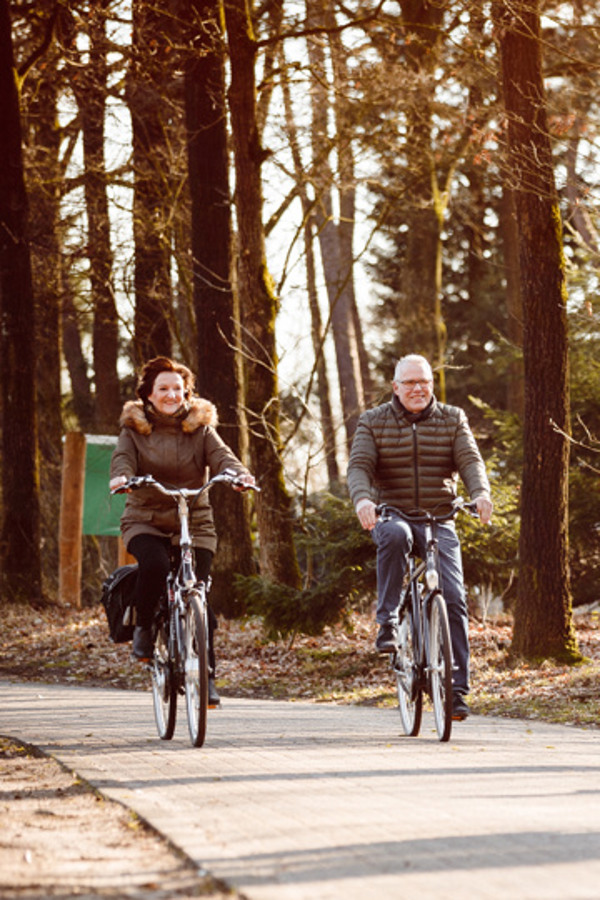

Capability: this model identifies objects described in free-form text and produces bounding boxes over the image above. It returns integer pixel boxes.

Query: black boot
[132,625,154,661]
[208,677,221,708]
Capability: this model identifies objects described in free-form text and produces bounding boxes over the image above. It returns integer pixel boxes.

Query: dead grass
[0,602,598,729]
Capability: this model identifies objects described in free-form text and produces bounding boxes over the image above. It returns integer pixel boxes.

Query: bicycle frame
[111,468,259,746]
[396,515,440,696]
[377,497,477,741]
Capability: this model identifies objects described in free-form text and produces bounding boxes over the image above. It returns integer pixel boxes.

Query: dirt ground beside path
[0,737,237,900]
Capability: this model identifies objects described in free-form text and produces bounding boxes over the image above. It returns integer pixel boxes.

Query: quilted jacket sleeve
[347,412,379,508]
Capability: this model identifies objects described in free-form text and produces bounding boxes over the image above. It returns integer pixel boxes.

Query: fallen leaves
[0,601,598,728]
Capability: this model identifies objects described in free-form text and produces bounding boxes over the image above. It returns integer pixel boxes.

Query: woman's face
[148,371,186,415]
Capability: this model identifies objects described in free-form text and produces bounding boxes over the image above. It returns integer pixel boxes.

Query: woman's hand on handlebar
[232,472,257,492]
[109,475,129,492]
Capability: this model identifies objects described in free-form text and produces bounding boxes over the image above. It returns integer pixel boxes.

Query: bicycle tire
[428,592,453,742]
[151,622,177,740]
[183,589,209,748]
[395,611,423,737]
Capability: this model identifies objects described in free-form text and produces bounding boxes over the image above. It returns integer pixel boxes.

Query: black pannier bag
[101,564,138,643]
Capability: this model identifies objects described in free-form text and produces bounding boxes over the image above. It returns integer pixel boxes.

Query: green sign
[82,436,125,537]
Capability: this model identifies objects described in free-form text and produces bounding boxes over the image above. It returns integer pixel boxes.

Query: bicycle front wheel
[151,622,177,740]
[395,613,423,737]
[182,589,209,748]
[428,593,453,742]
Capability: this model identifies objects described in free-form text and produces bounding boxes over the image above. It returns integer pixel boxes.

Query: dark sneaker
[132,625,154,661]
[452,693,470,721]
[208,677,221,708]
[375,622,399,653]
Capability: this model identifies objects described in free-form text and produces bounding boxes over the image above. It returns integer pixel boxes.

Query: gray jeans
[372,514,470,695]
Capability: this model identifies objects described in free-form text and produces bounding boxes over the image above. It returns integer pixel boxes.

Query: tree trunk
[224,0,301,588]
[305,0,363,454]
[61,278,95,431]
[398,0,446,388]
[65,3,120,433]
[327,7,374,409]
[0,0,42,603]
[499,187,524,417]
[127,0,174,363]
[495,0,579,661]
[280,43,340,489]
[184,0,256,615]
[24,30,63,598]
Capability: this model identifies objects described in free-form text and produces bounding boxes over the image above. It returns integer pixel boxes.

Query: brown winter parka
[109,398,249,552]
[347,393,491,515]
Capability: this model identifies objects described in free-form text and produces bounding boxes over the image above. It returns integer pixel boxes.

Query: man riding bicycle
[347,354,493,720]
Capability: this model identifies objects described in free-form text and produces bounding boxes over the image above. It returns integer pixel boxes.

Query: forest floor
[1,602,599,898]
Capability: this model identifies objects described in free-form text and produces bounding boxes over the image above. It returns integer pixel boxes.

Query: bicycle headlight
[425,569,439,591]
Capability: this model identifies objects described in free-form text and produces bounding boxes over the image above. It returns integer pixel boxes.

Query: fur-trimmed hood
[119,397,218,435]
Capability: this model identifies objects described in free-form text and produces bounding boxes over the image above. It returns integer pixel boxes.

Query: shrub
[235,492,375,641]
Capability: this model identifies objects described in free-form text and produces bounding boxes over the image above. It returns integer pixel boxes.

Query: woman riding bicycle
[109,356,255,705]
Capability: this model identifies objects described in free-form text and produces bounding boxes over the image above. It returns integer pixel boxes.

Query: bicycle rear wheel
[151,622,177,740]
[395,612,423,737]
[182,589,209,748]
[428,593,453,742]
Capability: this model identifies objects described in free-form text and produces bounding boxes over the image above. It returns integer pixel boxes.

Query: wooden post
[118,537,136,567]
[58,432,86,607]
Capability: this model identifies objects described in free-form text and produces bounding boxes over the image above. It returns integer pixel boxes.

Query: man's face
[392,361,434,413]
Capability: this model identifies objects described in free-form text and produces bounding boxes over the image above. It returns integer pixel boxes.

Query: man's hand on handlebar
[356,495,493,530]
[356,498,378,531]
[475,495,493,526]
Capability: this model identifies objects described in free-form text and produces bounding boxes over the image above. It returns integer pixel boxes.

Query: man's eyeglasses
[399,379,432,389]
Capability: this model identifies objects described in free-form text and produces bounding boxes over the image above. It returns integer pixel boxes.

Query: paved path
[2,680,599,900]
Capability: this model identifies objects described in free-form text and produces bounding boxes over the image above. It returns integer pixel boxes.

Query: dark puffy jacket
[347,394,490,514]
[110,398,248,552]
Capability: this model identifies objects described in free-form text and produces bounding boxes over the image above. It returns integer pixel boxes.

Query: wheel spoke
[395,613,423,737]
[151,623,177,740]
[429,594,453,742]
[183,590,208,747]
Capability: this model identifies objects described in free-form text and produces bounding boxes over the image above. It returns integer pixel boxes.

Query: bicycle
[111,469,259,747]
[376,496,478,742]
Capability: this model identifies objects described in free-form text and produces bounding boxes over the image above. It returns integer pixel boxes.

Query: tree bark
[327,6,374,409]
[61,279,95,430]
[0,0,42,603]
[280,42,340,489]
[398,0,446,390]
[305,0,363,454]
[495,0,579,661]
[65,3,120,434]
[184,0,256,615]
[499,187,524,416]
[224,0,301,588]
[23,25,63,598]
[127,0,174,363]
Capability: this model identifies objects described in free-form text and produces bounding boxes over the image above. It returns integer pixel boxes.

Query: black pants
[128,534,217,675]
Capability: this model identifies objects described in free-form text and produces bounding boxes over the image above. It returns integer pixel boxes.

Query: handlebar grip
[235,480,261,492]
[110,474,155,494]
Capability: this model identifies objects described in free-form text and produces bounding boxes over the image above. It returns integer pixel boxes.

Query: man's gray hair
[393,354,433,383]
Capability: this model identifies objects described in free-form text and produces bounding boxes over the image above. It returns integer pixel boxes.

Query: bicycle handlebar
[375,496,479,524]
[110,468,260,498]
